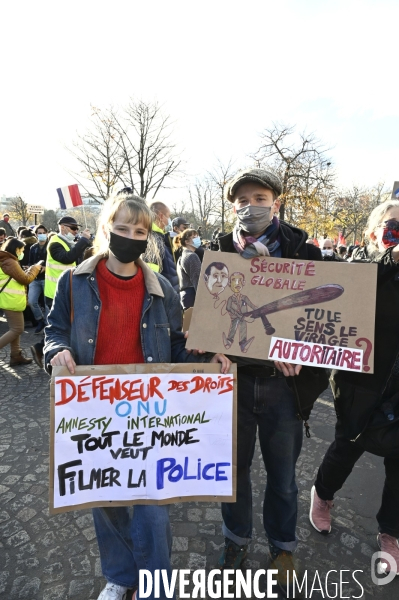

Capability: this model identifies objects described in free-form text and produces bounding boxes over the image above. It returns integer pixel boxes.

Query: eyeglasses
[68,226,79,232]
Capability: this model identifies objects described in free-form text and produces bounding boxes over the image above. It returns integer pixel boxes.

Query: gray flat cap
[226,168,282,202]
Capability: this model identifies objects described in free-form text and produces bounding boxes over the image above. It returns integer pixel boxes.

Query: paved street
[0,319,397,599]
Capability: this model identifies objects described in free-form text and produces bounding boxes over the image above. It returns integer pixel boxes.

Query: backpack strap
[0,276,12,294]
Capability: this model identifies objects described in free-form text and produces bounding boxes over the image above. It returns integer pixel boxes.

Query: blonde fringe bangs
[94,193,153,255]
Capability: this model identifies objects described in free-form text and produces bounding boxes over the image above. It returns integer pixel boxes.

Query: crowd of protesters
[1,169,399,599]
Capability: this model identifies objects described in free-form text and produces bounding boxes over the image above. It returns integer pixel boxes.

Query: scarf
[233,216,281,258]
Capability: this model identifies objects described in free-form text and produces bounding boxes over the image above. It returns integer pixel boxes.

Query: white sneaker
[98,583,128,600]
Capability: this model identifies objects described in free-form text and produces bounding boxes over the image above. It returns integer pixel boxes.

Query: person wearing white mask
[28,224,50,333]
[30,216,92,368]
[320,238,344,261]
[176,228,202,309]
[43,216,92,304]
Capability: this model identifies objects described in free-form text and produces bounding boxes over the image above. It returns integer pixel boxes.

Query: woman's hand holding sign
[50,349,76,374]
[209,353,232,374]
[51,337,232,376]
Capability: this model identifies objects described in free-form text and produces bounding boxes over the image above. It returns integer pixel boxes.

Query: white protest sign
[268,337,363,372]
[50,365,236,513]
[27,204,45,214]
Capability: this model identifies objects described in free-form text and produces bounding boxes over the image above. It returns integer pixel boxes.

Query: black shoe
[218,538,248,570]
[34,319,46,334]
[269,544,303,599]
[30,344,43,369]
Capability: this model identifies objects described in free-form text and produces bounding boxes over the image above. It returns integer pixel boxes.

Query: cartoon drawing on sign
[245,283,345,337]
[222,272,257,353]
[203,261,229,306]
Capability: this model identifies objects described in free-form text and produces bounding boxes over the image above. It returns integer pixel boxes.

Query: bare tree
[251,124,335,222]
[8,196,32,227]
[42,209,62,231]
[332,186,375,244]
[116,100,182,198]
[206,158,237,233]
[370,182,391,207]
[69,100,182,201]
[69,106,126,202]
[188,179,219,239]
[170,200,196,228]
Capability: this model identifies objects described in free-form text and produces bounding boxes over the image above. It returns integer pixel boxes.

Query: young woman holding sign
[44,191,230,600]
[310,200,399,577]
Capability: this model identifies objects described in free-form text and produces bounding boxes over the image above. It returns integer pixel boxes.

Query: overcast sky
[1,0,398,211]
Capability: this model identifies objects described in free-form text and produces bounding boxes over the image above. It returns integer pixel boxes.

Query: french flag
[56,184,83,209]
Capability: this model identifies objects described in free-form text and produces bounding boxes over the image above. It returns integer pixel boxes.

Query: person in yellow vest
[30,215,92,368]
[0,237,43,365]
[44,216,92,303]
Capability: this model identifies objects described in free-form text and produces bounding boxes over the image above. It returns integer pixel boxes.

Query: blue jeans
[92,505,174,599]
[28,279,48,322]
[222,372,303,552]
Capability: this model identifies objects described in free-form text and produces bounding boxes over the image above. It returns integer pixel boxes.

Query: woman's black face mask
[109,231,148,263]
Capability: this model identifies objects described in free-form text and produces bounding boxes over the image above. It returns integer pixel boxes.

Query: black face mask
[109,231,148,264]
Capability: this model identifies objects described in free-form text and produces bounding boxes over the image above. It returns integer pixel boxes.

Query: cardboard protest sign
[182,307,193,332]
[391,181,399,200]
[50,363,237,514]
[187,252,377,373]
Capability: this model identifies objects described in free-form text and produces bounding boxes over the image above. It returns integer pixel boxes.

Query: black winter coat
[219,221,329,421]
[29,241,48,280]
[20,236,37,268]
[331,246,399,440]
[153,231,179,293]
[49,236,91,266]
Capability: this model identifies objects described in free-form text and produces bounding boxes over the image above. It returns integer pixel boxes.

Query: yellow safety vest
[0,268,27,311]
[44,235,76,300]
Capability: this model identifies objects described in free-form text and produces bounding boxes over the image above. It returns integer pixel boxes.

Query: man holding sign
[216,168,328,594]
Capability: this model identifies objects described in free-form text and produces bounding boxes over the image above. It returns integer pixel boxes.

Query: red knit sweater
[94,259,145,365]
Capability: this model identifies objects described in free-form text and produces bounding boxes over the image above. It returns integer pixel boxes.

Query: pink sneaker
[309,485,333,534]
[377,533,399,575]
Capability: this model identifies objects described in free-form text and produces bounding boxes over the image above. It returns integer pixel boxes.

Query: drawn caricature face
[204,262,229,297]
[230,272,245,293]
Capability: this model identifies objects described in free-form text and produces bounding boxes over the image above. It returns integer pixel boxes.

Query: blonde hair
[364,200,399,251]
[94,192,161,267]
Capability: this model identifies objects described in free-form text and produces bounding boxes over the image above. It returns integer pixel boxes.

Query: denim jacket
[44,254,206,373]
